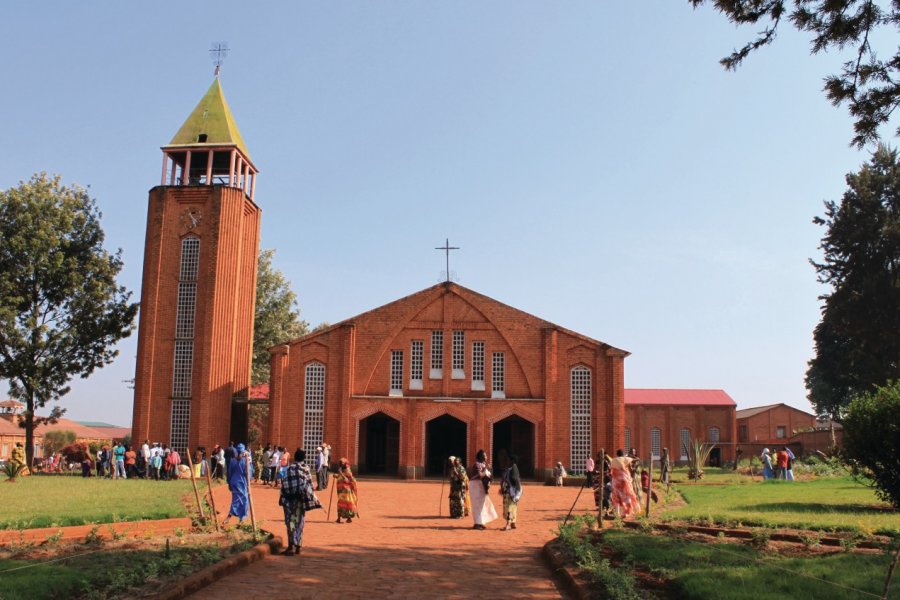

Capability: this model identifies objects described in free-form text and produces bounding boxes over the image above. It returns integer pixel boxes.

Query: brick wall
[737,405,816,445]
[625,404,737,464]
[267,282,627,480]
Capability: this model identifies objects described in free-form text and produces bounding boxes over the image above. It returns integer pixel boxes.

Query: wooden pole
[598,448,605,528]
[204,457,220,532]
[326,475,336,521]
[245,454,257,538]
[439,459,447,517]
[185,449,206,522]
[645,453,653,518]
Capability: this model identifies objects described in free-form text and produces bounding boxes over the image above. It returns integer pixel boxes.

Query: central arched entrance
[358,412,400,475]
[425,414,467,476]
[492,415,535,477]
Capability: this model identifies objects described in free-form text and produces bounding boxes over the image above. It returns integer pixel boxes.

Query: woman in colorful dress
[334,458,358,523]
[609,449,640,518]
[467,449,498,530]
[448,456,469,518]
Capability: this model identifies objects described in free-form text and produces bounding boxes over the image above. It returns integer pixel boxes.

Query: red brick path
[191,479,596,599]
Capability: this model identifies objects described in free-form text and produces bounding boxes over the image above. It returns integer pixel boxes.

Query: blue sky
[0,2,879,426]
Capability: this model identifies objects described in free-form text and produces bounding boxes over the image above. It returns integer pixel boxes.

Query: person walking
[467,449,498,530]
[223,443,252,527]
[609,449,640,518]
[167,446,181,480]
[261,445,273,485]
[500,454,522,530]
[125,446,137,479]
[448,456,469,518]
[659,448,671,487]
[268,446,282,487]
[760,448,774,479]
[333,458,359,523]
[584,454,595,487]
[553,462,567,487]
[215,445,226,480]
[784,446,796,481]
[279,448,321,555]
[315,446,327,491]
[141,440,151,479]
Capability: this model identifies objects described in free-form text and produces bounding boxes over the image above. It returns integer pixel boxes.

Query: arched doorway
[425,414,467,476]
[492,415,534,477]
[358,412,400,475]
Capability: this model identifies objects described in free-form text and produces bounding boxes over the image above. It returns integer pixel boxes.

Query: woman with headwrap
[223,443,253,526]
[467,449,498,530]
[609,449,640,519]
[333,458,358,523]
[760,448,774,480]
[279,448,321,555]
[448,456,468,518]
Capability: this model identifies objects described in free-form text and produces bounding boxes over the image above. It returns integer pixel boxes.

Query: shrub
[842,382,900,508]
[61,442,90,464]
[3,461,24,481]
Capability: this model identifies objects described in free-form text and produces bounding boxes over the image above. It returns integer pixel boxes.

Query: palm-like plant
[687,439,716,480]
[3,461,24,482]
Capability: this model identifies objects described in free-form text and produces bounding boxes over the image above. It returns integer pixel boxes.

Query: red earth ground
[191,478,596,599]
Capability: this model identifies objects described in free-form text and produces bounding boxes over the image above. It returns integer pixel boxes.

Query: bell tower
[131,77,261,452]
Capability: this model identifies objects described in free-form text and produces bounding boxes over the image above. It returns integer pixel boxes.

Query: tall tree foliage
[842,382,900,508]
[690,1,900,147]
[0,174,138,468]
[252,249,308,385]
[806,146,900,417]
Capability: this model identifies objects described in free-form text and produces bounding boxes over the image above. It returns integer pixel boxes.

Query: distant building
[0,400,129,462]
[624,389,737,466]
[736,403,817,457]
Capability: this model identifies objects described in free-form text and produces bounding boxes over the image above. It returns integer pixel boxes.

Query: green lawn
[600,529,899,600]
[665,476,900,536]
[0,476,200,529]
[0,534,254,600]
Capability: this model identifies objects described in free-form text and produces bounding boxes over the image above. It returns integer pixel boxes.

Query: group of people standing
[587,447,666,520]
[447,449,522,531]
[760,446,795,480]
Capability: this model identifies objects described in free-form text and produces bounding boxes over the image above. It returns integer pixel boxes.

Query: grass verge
[0,476,199,529]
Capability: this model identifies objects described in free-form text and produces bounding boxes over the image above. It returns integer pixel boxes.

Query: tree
[690,1,900,147]
[252,249,308,385]
[0,174,138,469]
[42,430,76,457]
[842,381,900,508]
[806,146,900,417]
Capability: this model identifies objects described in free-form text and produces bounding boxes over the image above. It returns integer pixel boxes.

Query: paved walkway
[192,478,596,599]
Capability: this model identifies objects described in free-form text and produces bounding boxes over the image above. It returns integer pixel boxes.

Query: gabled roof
[625,389,736,406]
[166,78,251,159]
[735,403,816,420]
[275,281,629,356]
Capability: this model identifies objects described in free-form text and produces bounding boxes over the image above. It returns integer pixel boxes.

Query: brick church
[130,77,736,479]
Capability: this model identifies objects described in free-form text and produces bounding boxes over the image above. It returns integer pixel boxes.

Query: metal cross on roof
[210,42,229,77]
[435,238,460,283]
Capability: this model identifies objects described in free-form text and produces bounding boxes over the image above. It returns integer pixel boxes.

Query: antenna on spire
[210,42,229,77]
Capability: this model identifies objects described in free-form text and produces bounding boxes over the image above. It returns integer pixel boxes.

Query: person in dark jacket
[500,454,522,531]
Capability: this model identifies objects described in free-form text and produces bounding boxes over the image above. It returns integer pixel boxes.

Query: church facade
[267,282,629,480]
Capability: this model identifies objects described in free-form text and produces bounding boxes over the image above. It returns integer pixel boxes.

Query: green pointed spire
[168,79,251,159]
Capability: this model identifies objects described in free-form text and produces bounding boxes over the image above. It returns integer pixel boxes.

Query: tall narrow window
[680,428,691,461]
[624,427,632,452]
[303,362,326,460]
[171,236,199,455]
[410,340,424,390]
[471,341,485,391]
[570,366,592,473]
[430,331,443,379]
[491,352,505,399]
[390,350,404,396]
[650,427,661,459]
[452,330,465,379]
[708,427,720,444]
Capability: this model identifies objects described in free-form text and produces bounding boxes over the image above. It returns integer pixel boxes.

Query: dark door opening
[708,447,721,468]
[425,414,467,476]
[359,412,400,475]
[492,415,535,477]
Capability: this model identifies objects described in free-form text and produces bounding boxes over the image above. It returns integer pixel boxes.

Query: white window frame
[430,331,443,379]
[170,398,191,456]
[471,341,485,391]
[570,366,592,474]
[390,350,404,396]
[708,427,720,444]
[451,330,465,379]
[491,352,505,399]
[172,339,194,398]
[776,425,786,439]
[680,428,691,461]
[624,427,632,453]
[410,340,424,390]
[650,427,661,460]
[303,362,326,460]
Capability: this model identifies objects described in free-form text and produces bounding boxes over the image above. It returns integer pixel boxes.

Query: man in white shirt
[315,446,326,490]
[268,447,282,487]
[585,455,595,487]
